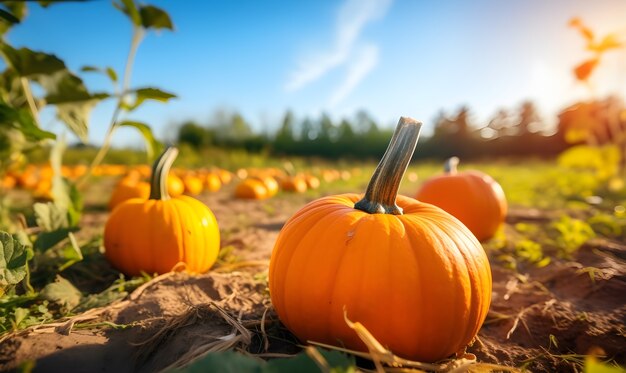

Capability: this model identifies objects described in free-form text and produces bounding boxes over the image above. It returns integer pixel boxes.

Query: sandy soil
[1,189,624,372]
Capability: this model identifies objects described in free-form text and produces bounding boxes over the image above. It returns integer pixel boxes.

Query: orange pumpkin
[182,173,204,196]
[1,174,16,190]
[205,172,222,192]
[280,176,307,193]
[104,147,220,276]
[167,174,185,197]
[303,174,320,190]
[108,178,150,211]
[217,169,232,185]
[415,157,507,241]
[234,179,268,199]
[269,117,491,362]
[251,175,279,197]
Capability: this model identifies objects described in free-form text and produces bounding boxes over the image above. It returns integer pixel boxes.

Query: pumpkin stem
[149,146,179,200]
[355,117,422,215]
[444,156,459,174]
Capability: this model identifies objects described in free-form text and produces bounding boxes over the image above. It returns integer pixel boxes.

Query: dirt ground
[1,187,625,372]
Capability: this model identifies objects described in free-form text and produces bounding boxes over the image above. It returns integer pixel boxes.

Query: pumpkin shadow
[254,222,285,231]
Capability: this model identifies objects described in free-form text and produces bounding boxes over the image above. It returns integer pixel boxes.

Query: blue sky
[6,0,626,146]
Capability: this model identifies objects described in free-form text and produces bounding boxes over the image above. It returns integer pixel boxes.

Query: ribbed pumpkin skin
[415,171,507,241]
[269,193,491,363]
[104,195,220,276]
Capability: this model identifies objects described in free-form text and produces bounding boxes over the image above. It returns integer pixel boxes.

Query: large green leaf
[0,3,26,35]
[37,70,109,142]
[0,9,20,25]
[40,275,82,311]
[0,44,66,77]
[139,5,174,30]
[117,120,163,161]
[34,228,75,252]
[0,102,56,141]
[0,231,29,288]
[34,202,69,232]
[49,134,82,225]
[124,87,176,111]
[113,0,141,26]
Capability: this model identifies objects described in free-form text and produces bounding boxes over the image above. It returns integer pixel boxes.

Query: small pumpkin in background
[234,178,268,200]
[251,174,279,197]
[415,156,507,241]
[303,174,320,190]
[182,173,204,196]
[269,117,491,363]
[205,172,222,192]
[167,174,185,197]
[108,177,150,211]
[104,147,220,276]
[217,169,232,185]
[280,175,307,193]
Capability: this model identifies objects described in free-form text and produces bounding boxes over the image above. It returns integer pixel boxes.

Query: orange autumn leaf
[573,58,599,81]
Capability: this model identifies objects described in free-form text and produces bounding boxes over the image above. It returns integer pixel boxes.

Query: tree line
[175,97,625,160]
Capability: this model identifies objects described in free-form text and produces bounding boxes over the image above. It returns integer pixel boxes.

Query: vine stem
[354,117,422,215]
[20,77,39,124]
[75,27,144,188]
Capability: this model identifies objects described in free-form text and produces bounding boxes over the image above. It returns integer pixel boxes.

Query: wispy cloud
[285,0,392,104]
[329,44,379,107]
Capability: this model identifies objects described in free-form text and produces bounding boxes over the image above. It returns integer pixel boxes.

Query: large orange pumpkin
[415,157,507,241]
[104,147,220,276]
[269,117,492,362]
[234,179,268,199]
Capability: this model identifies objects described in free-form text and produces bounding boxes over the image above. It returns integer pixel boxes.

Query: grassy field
[1,155,625,372]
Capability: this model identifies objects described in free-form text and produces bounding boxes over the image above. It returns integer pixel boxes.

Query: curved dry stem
[149,147,178,200]
[354,116,422,215]
[444,156,460,174]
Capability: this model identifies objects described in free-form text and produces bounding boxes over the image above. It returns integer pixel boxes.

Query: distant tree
[177,121,210,149]
[515,101,542,135]
[275,110,296,154]
[486,109,514,137]
[355,110,378,135]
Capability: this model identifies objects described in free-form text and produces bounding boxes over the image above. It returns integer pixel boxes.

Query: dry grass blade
[133,301,254,372]
[305,345,332,373]
[307,309,520,372]
[129,270,181,301]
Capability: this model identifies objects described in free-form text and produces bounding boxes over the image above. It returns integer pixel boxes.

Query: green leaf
[34,227,75,252]
[0,44,66,77]
[174,348,355,373]
[37,70,109,142]
[117,120,163,161]
[113,0,141,26]
[81,65,118,83]
[34,202,69,232]
[0,102,56,141]
[13,307,29,327]
[58,233,83,271]
[40,275,82,311]
[139,5,174,30]
[0,3,26,35]
[0,9,21,25]
[0,231,29,288]
[3,3,27,21]
[48,134,81,225]
[105,67,118,83]
[124,87,176,111]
